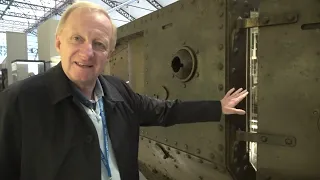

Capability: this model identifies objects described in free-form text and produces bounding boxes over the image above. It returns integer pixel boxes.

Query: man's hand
[220,88,248,115]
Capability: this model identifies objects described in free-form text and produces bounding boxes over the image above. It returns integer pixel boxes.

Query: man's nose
[79,43,94,59]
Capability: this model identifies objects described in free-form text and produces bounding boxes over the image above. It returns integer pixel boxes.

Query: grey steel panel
[257,0,320,179]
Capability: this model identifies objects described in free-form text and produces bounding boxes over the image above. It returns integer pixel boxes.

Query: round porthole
[171,46,197,82]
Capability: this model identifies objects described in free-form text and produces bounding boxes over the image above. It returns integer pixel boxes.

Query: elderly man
[0,1,248,180]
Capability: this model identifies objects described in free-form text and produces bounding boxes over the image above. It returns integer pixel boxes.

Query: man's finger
[234,108,246,115]
[226,87,235,97]
[231,88,243,98]
[237,91,249,101]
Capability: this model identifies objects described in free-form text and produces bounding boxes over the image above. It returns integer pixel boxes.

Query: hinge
[235,130,296,147]
[236,12,299,29]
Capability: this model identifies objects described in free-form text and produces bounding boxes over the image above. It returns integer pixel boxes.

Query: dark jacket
[0,63,222,180]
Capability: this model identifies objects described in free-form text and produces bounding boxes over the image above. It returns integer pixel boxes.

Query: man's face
[55,8,113,86]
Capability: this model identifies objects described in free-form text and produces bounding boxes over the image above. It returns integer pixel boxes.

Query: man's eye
[71,36,82,42]
[94,42,106,50]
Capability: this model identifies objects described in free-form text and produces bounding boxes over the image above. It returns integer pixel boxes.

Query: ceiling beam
[101,0,136,22]
[0,0,53,12]
[24,0,74,33]
[146,0,162,10]
[0,10,40,20]
[0,0,13,19]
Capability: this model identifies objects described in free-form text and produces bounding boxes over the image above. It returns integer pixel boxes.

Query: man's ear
[55,35,61,53]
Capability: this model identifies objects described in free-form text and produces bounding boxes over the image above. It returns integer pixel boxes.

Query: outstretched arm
[121,81,248,127]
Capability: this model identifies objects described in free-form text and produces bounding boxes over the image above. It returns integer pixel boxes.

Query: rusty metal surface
[257,0,320,178]
[108,43,129,81]
[138,0,227,164]
[138,136,232,180]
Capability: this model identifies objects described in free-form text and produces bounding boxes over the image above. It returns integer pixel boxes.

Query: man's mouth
[75,62,93,68]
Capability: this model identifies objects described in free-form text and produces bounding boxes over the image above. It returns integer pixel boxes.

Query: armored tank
[106,0,320,179]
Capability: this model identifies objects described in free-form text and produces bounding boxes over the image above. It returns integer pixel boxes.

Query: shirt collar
[45,62,124,105]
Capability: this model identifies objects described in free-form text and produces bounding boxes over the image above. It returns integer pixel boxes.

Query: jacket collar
[46,62,124,105]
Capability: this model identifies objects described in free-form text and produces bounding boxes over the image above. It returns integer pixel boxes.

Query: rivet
[218,63,224,70]
[196,149,201,154]
[218,44,224,50]
[167,147,171,150]
[234,48,239,53]
[219,11,224,17]
[174,141,178,146]
[172,74,175,78]
[285,138,292,145]
[180,3,184,9]
[244,0,248,6]
[145,69,148,72]
[243,154,248,160]
[262,17,270,24]
[182,83,186,88]
[218,24,224,29]
[286,14,295,21]
[218,84,224,91]
[231,68,236,73]
[244,165,248,170]
[219,0,224,6]
[260,136,268,142]
[185,144,188,149]
[146,81,148,84]
[218,124,224,131]
[175,164,179,168]
[195,72,199,77]
[236,167,240,173]
[233,158,238,163]
[187,154,191,159]
[152,169,158,173]
[198,159,203,163]
[213,163,218,169]
[210,153,215,159]
[165,138,168,142]
[313,110,319,115]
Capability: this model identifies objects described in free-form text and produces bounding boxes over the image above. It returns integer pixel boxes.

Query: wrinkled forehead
[63,7,113,38]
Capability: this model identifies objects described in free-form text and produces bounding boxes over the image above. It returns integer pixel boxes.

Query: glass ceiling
[0,0,178,33]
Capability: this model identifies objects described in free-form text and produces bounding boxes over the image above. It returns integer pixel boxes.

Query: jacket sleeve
[0,88,21,180]
[133,93,222,126]
[119,81,222,127]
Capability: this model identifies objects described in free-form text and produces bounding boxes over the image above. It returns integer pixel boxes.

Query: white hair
[55,1,117,52]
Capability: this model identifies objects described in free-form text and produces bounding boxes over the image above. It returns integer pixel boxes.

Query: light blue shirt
[75,79,121,180]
